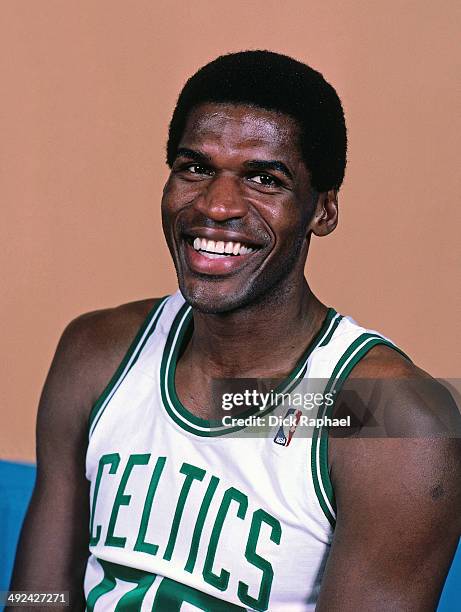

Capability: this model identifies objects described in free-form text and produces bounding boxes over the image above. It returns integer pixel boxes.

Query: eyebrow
[175,148,293,181]
[244,160,293,181]
[175,147,211,163]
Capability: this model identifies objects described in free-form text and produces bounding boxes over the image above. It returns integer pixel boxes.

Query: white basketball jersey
[84,291,406,611]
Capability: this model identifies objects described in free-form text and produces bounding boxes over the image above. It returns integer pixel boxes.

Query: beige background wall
[1,1,459,462]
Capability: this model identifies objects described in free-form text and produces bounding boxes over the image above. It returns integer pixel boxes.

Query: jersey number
[86,559,246,611]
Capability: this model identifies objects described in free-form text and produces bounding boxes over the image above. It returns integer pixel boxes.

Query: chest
[86,376,333,609]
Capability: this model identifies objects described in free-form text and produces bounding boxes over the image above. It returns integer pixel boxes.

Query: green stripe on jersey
[160,306,342,437]
[88,296,168,438]
[311,333,411,527]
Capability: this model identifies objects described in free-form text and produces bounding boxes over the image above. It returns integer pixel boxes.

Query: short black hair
[166,50,347,192]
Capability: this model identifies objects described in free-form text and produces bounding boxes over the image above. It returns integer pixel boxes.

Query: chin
[178,289,241,315]
[175,246,304,315]
[178,278,257,314]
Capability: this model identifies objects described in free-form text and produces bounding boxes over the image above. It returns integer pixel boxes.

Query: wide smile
[181,233,264,276]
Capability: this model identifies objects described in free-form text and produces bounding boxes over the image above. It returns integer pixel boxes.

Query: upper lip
[182,227,266,248]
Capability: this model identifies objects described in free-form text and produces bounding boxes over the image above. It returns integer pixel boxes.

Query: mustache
[177,214,271,244]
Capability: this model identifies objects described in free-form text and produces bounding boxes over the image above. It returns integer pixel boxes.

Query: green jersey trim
[311,333,411,527]
[160,305,343,437]
[88,297,169,439]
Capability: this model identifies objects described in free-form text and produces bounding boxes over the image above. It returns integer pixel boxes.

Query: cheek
[162,178,178,209]
[162,177,183,215]
[264,203,307,246]
[160,183,180,239]
[162,176,203,214]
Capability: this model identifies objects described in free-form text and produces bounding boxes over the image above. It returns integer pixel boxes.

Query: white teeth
[201,252,227,259]
[190,236,257,256]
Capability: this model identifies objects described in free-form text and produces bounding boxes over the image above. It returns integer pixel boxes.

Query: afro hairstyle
[166,50,347,193]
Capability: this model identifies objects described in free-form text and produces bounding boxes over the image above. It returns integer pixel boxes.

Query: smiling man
[9,51,461,611]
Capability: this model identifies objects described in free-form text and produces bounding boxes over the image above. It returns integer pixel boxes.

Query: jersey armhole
[311,334,411,527]
[87,296,169,439]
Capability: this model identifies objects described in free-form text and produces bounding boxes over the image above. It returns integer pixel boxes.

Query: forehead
[179,103,302,160]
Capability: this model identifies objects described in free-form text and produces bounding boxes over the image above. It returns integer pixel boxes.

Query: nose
[194,174,248,222]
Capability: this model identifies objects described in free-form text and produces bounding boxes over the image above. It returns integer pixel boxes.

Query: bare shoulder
[60,298,158,400]
[34,296,163,475]
[57,297,161,412]
[320,345,461,610]
[350,342,426,378]
[329,342,461,529]
[329,342,461,531]
[334,344,461,437]
[63,297,159,366]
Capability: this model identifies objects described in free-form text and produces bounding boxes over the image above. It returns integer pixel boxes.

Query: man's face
[161,103,317,313]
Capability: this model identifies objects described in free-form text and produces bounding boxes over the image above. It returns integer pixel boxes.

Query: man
[9,51,460,611]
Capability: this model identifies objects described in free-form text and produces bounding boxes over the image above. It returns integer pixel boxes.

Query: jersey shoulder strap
[88,295,172,438]
[310,313,411,526]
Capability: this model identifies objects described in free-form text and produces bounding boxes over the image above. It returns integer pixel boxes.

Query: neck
[183,277,327,379]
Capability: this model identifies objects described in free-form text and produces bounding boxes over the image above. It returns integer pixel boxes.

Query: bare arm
[7,317,95,610]
[317,350,461,611]
[8,299,156,611]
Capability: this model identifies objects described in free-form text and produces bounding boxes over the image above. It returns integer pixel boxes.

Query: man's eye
[249,174,280,187]
[187,164,213,176]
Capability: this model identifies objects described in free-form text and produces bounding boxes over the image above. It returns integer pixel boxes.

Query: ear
[308,190,338,237]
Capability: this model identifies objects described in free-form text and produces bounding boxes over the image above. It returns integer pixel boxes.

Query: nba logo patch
[274,408,303,447]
